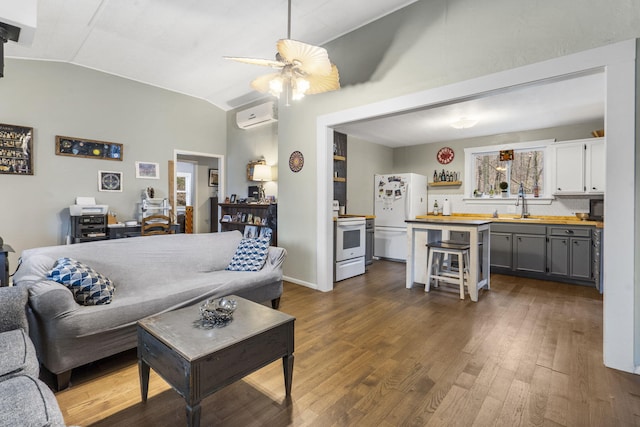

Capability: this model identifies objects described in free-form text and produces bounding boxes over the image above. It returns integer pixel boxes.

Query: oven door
[335,219,366,261]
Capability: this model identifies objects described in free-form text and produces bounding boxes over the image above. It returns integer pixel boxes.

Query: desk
[108,224,180,239]
[406,219,491,302]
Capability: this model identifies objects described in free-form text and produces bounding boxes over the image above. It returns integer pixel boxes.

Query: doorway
[173,150,225,233]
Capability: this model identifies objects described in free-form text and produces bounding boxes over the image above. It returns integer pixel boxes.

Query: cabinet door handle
[592,187,597,190]
[565,230,573,234]
[557,187,561,191]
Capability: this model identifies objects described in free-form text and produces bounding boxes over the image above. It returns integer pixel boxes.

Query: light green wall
[225,101,278,201]
[0,59,226,268]
[345,137,393,215]
[276,0,640,286]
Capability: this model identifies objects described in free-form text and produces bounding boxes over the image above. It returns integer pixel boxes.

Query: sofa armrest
[23,281,79,320]
[263,247,287,271]
[0,287,29,333]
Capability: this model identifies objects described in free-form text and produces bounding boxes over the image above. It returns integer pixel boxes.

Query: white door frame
[174,150,225,233]
[316,39,637,373]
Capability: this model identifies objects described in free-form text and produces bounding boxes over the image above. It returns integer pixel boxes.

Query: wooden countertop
[415,213,604,228]
[333,214,376,221]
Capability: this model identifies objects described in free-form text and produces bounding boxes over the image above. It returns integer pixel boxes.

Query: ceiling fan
[224,0,340,105]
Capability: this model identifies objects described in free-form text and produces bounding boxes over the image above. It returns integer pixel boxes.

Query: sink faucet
[515,183,529,218]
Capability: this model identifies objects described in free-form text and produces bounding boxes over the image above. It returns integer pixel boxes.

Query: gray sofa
[13,231,286,391]
[0,286,66,426]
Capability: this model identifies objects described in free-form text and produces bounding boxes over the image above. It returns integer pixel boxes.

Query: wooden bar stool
[425,241,470,299]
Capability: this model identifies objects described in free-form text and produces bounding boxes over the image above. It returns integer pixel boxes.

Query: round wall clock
[289,150,304,172]
[437,147,455,164]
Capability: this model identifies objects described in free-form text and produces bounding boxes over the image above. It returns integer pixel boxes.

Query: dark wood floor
[54,260,640,426]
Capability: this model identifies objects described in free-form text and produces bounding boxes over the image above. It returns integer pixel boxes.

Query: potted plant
[499,181,509,197]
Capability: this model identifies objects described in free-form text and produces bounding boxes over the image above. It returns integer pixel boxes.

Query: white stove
[334,216,366,281]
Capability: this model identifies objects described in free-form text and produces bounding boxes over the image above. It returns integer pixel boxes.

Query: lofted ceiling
[4,0,418,111]
[3,1,605,146]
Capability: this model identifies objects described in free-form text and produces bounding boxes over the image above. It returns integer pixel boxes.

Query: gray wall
[345,137,393,215]
[225,101,279,201]
[0,59,226,267]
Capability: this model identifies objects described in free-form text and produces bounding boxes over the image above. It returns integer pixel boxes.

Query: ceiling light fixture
[450,117,479,129]
[225,0,340,106]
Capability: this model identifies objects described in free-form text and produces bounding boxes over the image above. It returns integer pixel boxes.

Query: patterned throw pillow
[47,257,115,305]
[226,237,270,272]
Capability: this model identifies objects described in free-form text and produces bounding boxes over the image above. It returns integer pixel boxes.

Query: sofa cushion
[0,375,66,427]
[0,329,39,379]
[226,237,270,272]
[47,257,115,305]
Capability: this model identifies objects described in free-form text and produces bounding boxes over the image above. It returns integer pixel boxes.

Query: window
[464,139,553,200]
[176,172,192,211]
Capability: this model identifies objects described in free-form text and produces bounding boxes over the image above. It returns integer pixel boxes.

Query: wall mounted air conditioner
[236,101,277,129]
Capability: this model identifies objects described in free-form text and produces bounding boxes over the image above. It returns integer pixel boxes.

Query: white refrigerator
[374,173,427,261]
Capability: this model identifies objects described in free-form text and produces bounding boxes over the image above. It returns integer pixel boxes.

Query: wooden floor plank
[48,261,640,427]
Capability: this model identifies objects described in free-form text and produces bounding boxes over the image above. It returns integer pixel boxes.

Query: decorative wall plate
[437,147,455,164]
[289,150,304,172]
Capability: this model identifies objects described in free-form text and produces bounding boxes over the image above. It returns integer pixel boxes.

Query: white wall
[0,59,226,267]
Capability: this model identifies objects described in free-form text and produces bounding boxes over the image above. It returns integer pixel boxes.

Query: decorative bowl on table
[575,212,589,221]
[199,297,237,325]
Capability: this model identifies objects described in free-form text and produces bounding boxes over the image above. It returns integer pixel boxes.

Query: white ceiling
[4,0,418,111]
[335,71,605,147]
[3,1,605,146]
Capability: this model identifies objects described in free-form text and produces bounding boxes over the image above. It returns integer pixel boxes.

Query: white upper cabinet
[552,137,605,195]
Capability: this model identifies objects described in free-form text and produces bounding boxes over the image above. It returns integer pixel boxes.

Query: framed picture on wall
[98,170,123,192]
[135,161,159,179]
[208,169,219,187]
[0,123,33,175]
[56,135,123,161]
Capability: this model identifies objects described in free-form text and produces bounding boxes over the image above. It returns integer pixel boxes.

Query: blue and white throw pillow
[226,237,270,272]
[47,257,115,305]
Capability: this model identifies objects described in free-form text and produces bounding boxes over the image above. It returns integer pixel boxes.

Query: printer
[69,197,109,216]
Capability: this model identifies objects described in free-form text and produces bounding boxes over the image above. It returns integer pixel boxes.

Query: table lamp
[252,164,272,203]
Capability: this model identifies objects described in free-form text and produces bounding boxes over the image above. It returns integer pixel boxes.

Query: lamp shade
[252,164,272,182]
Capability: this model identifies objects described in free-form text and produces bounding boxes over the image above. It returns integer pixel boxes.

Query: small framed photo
[254,216,261,225]
[135,161,159,179]
[235,212,242,222]
[230,194,237,203]
[247,213,253,223]
[244,225,259,239]
[259,227,273,241]
[221,215,232,222]
[98,170,123,192]
[208,169,219,187]
[241,213,248,223]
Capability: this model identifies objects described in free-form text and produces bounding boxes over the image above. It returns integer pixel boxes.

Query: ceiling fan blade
[250,72,282,93]
[277,39,332,76]
[304,64,340,95]
[224,56,285,69]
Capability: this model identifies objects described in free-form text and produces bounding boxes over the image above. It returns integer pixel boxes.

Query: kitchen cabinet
[490,223,546,273]
[552,137,605,195]
[490,232,512,269]
[546,226,592,282]
[514,233,546,273]
[365,218,374,265]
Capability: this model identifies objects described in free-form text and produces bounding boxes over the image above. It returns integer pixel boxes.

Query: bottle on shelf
[433,170,439,182]
[433,200,439,216]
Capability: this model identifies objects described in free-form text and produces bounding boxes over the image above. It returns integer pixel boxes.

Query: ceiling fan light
[269,77,284,97]
[450,117,479,129]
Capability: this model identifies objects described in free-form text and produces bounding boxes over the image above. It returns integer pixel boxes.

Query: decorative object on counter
[442,199,451,216]
[433,200,439,215]
[145,186,155,198]
[98,170,123,192]
[592,129,604,138]
[499,181,509,197]
[0,123,33,175]
[436,147,455,164]
[56,135,122,161]
[575,212,589,221]
[289,150,304,172]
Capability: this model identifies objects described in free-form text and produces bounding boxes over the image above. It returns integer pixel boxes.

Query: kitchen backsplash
[427,194,591,216]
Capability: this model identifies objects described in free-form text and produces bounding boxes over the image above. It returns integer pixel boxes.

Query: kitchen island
[406,218,492,302]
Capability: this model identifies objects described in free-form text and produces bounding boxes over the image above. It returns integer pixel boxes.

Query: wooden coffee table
[137,295,295,427]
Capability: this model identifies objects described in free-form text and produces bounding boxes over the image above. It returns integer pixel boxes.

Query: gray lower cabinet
[514,234,546,273]
[490,232,512,269]
[546,226,592,282]
[365,218,374,266]
[491,222,596,286]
